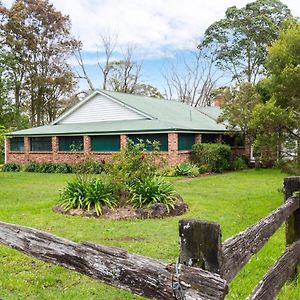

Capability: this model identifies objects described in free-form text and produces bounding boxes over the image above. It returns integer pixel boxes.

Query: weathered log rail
[0,176,300,299]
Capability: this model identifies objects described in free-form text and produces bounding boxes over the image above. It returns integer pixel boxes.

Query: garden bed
[53,194,188,220]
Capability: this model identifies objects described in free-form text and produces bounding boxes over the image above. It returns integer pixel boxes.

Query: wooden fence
[0,176,300,299]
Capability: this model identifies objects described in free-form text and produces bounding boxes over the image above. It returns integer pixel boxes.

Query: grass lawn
[0,169,299,299]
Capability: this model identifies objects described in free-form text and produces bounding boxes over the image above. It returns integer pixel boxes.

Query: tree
[265,21,300,111]
[218,83,262,142]
[0,0,80,126]
[163,48,222,106]
[249,100,296,166]
[199,0,291,83]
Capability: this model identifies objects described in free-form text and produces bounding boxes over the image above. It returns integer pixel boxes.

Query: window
[30,137,52,152]
[91,135,120,151]
[58,136,83,152]
[201,134,221,143]
[178,133,195,151]
[10,137,24,152]
[128,134,168,151]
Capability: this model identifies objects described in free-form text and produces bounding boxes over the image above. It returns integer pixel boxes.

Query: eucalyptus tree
[199,0,292,83]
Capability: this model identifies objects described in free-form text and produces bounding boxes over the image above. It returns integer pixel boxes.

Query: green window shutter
[58,136,83,152]
[10,137,24,152]
[30,137,52,151]
[91,135,120,151]
[127,134,168,151]
[178,133,195,151]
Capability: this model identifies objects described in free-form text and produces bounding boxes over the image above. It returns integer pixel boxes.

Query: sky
[2,0,300,93]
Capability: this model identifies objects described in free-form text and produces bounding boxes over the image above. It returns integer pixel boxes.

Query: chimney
[212,95,224,107]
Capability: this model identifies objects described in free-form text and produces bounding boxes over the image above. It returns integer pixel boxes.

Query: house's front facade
[5,90,249,166]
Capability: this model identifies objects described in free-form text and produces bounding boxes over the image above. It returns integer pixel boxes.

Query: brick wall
[5,133,250,166]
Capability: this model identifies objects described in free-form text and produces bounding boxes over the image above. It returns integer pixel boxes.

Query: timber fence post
[284,176,300,278]
[179,219,223,274]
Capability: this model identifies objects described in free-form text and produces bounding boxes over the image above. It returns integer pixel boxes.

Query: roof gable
[54,91,151,124]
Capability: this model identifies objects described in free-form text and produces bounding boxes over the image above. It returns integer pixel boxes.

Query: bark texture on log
[0,221,227,300]
[179,219,222,274]
[284,177,300,246]
[221,197,299,282]
[249,241,300,300]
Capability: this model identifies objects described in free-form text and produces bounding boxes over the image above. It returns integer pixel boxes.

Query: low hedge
[191,143,231,173]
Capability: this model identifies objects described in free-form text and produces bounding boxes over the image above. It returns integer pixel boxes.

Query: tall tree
[199,0,291,83]
[0,0,80,126]
[163,48,223,106]
[265,21,300,111]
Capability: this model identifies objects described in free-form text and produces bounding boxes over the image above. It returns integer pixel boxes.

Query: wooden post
[179,219,222,274]
[284,176,300,279]
[284,177,300,245]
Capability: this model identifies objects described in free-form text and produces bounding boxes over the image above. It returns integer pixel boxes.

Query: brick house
[5,90,248,166]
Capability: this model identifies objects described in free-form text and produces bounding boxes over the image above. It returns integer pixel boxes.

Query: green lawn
[0,169,299,299]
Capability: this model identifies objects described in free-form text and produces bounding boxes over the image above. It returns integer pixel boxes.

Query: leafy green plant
[191,143,231,173]
[73,158,106,174]
[175,162,193,176]
[130,176,176,212]
[231,156,248,171]
[60,176,116,216]
[54,163,73,173]
[2,163,21,172]
[24,162,41,173]
[109,139,165,190]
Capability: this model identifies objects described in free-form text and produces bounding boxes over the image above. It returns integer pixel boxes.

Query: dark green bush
[2,163,21,172]
[25,162,73,173]
[191,143,231,173]
[24,162,41,173]
[130,176,176,212]
[73,158,106,174]
[60,176,117,215]
[231,156,248,171]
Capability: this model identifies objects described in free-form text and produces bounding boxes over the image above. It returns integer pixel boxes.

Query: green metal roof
[9,90,227,136]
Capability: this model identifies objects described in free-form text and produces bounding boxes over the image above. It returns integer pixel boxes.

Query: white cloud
[2,0,300,59]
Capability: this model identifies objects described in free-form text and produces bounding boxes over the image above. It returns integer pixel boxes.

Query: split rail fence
[0,176,300,299]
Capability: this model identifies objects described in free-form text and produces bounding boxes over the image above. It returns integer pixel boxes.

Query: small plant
[175,162,191,176]
[231,156,248,171]
[59,176,116,216]
[24,162,41,173]
[73,158,106,174]
[2,163,21,172]
[157,166,176,177]
[130,176,176,212]
[189,164,200,177]
[54,163,73,173]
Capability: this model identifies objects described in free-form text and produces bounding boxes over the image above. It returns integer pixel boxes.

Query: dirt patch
[53,194,188,220]
[173,173,216,183]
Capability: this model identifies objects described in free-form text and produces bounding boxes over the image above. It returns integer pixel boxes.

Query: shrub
[130,176,176,212]
[231,156,248,170]
[24,162,41,173]
[175,162,192,176]
[2,163,21,172]
[109,139,164,190]
[73,158,106,174]
[279,160,300,175]
[54,163,73,174]
[60,176,117,216]
[189,165,200,177]
[191,143,231,173]
[157,166,176,177]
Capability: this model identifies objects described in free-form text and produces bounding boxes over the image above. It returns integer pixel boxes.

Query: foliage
[72,158,106,174]
[156,166,176,177]
[175,162,200,177]
[265,21,300,111]
[278,160,300,175]
[191,143,231,172]
[0,0,80,126]
[109,139,164,190]
[24,162,73,173]
[60,176,117,216]
[249,100,296,167]
[2,163,21,172]
[218,83,262,142]
[130,176,176,212]
[231,156,248,171]
[199,0,292,83]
